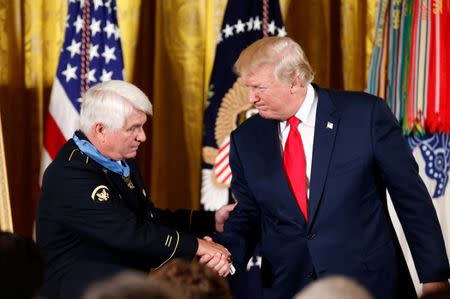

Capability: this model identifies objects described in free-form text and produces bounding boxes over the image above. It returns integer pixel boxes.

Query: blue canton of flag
[200,1,285,299]
[41,0,125,178]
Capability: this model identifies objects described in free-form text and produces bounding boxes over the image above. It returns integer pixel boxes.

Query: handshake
[195,202,237,277]
[196,236,235,277]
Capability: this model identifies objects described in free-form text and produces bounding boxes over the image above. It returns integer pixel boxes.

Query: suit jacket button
[307,233,316,240]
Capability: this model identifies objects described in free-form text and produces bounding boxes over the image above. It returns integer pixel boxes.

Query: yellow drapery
[0,0,377,234]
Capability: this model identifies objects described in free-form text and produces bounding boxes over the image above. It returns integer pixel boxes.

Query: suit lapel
[258,117,308,226]
[308,87,339,230]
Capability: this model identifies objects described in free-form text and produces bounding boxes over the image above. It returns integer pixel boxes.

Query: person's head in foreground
[293,275,375,299]
[150,258,232,299]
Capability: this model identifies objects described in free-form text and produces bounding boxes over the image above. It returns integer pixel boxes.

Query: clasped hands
[195,203,236,276]
[196,236,233,277]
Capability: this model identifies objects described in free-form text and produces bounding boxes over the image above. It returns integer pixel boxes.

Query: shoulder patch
[91,185,110,202]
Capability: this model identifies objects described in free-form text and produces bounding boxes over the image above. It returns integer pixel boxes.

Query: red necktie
[283,116,308,221]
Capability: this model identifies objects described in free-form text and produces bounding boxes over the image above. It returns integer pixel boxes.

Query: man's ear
[290,76,303,94]
[94,123,106,142]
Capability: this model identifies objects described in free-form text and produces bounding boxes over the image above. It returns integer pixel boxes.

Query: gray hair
[294,276,374,299]
[79,80,152,133]
[234,36,314,86]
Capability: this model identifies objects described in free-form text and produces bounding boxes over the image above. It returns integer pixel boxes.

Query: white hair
[294,276,374,299]
[79,80,152,133]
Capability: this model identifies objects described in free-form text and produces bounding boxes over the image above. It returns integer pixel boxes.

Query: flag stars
[219,17,285,43]
[104,20,115,38]
[277,26,287,37]
[90,18,102,36]
[100,69,113,82]
[88,69,97,82]
[61,63,78,82]
[234,19,245,33]
[66,39,81,58]
[92,0,103,10]
[104,0,112,13]
[268,21,276,35]
[223,24,234,38]
[253,17,261,31]
[113,25,120,40]
[73,15,83,33]
[102,45,116,63]
[246,17,253,31]
[90,44,100,60]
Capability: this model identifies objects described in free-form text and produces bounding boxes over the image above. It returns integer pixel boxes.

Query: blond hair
[234,36,314,85]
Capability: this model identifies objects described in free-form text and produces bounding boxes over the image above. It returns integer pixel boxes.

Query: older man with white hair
[37,80,233,299]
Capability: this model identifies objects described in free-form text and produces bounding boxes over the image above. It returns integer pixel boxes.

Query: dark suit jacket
[219,85,450,299]
[37,134,215,299]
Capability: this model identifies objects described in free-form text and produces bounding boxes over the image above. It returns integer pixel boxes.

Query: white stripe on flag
[48,78,80,140]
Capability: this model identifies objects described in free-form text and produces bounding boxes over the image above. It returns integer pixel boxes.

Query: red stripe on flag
[217,140,230,155]
[44,112,68,160]
[221,171,232,185]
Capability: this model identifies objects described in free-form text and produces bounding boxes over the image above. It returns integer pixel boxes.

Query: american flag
[40,0,124,178]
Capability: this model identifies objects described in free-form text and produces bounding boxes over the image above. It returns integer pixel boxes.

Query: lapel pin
[326,121,334,129]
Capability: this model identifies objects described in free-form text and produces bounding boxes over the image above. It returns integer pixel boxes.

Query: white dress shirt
[279,84,318,199]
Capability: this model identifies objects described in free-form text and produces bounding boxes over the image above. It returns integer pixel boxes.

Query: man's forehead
[242,66,275,84]
[124,110,147,125]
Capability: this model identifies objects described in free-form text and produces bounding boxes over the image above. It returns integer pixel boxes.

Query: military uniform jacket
[36,135,215,299]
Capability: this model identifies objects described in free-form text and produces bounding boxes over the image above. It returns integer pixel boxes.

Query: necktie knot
[288,116,300,128]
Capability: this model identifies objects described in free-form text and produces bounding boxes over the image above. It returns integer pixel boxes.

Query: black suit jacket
[218,85,450,299]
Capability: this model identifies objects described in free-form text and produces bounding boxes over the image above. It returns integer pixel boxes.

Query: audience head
[294,276,374,299]
[0,231,44,299]
[83,271,178,299]
[150,259,232,299]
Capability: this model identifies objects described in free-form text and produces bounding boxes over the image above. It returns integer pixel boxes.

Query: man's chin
[126,151,138,159]
[258,110,275,120]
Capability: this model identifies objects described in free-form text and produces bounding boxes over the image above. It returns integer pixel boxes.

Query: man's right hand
[196,236,232,276]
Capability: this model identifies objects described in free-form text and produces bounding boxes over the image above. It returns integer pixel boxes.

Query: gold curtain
[284,0,378,90]
[0,0,377,235]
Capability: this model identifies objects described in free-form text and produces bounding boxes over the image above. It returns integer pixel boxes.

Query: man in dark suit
[36,80,233,299]
[217,36,450,299]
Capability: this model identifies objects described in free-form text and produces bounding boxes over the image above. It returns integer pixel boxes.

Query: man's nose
[136,128,146,142]
[248,88,258,104]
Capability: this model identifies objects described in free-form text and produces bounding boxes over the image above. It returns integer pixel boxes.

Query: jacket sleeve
[150,207,216,237]
[128,159,217,237]
[371,98,450,282]
[215,132,261,271]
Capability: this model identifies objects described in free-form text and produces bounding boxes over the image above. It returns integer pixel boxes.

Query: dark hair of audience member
[150,258,233,299]
[0,230,44,299]
[83,271,179,299]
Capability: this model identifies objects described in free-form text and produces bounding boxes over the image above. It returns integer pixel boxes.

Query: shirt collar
[280,84,316,132]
